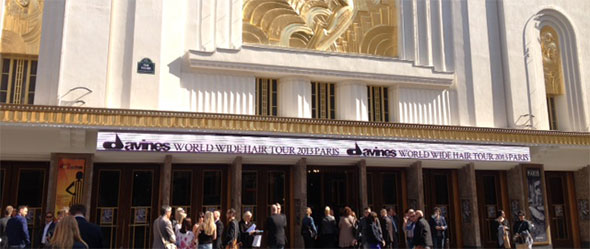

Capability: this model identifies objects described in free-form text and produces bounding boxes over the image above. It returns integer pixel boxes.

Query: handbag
[225,239,238,249]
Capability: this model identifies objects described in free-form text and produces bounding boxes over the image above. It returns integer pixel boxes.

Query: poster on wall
[525,167,549,244]
[55,158,85,213]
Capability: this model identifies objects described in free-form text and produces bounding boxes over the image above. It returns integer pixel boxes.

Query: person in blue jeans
[429,207,447,249]
[6,205,29,249]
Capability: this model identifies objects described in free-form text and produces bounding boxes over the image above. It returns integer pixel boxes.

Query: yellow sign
[55,158,85,213]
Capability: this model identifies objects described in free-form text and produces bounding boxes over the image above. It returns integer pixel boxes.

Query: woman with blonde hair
[48,215,88,249]
[196,211,217,249]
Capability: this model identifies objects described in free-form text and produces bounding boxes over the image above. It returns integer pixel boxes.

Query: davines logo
[346,143,397,157]
[102,134,171,152]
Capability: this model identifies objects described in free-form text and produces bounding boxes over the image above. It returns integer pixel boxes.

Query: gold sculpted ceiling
[243,0,398,57]
[1,0,44,55]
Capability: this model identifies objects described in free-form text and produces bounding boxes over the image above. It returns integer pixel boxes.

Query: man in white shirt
[40,212,55,247]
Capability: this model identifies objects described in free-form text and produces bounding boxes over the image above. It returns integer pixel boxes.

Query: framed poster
[461,199,471,223]
[55,157,86,213]
[522,164,550,245]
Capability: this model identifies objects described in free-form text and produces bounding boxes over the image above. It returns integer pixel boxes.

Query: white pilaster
[336,82,368,121]
[128,0,163,110]
[466,0,495,127]
[278,78,312,118]
[106,0,134,108]
[35,0,66,106]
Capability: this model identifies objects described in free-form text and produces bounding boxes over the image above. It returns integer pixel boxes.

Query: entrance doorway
[367,168,403,214]
[91,163,160,249]
[242,165,290,247]
[0,161,49,248]
[170,165,228,223]
[307,166,358,222]
[423,169,457,248]
[476,171,509,248]
[545,171,575,248]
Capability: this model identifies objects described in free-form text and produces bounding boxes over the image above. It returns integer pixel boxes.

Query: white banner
[96,132,530,162]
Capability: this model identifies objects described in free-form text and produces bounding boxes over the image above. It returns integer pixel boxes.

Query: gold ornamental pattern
[243,0,398,57]
[1,104,589,146]
[0,0,44,55]
[541,26,565,96]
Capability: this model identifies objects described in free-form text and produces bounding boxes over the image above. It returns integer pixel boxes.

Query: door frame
[0,161,50,248]
[170,164,229,224]
[91,163,160,249]
[242,164,291,248]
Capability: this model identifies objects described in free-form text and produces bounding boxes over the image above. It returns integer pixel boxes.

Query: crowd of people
[0,203,534,249]
[154,203,287,249]
[0,204,103,249]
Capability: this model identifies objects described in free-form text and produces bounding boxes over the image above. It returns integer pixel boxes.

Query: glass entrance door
[170,165,228,223]
[91,164,160,249]
[423,169,456,248]
[476,171,507,248]
[545,171,574,248]
[0,161,49,249]
[307,166,358,222]
[242,165,290,248]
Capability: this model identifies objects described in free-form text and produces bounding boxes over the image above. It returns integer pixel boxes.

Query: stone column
[458,164,481,247]
[231,157,243,220]
[47,154,59,214]
[574,165,590,248]
[357,160,368,210]
[406,161,424,210]
[292,158,307,248]
[506,165,526,221]
[160,155,172,206]
[336,81,368,121]
[278,77,312,118]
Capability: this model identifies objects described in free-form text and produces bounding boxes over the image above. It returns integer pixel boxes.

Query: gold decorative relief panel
[1,0,44,55]
[541,26,565,96]
[243,0,398,57]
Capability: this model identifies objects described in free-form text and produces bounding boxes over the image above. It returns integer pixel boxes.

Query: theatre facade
[1,0,590,248]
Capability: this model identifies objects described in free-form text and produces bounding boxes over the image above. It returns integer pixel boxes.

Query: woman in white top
[177,217,197,249]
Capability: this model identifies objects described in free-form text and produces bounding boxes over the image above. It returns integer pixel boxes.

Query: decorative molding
[188,46,454,86]
[1,104,589,146]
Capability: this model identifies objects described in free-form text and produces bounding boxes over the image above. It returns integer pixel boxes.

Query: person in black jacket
[365,212,385,249]
[265,205,287,249]
[411,210,432,249]
[223,209,239,249]
[69,204,104,249]
[319,206,337,248]
[214,211,224,249]
[239,211,257,249]
[513,211,533,249]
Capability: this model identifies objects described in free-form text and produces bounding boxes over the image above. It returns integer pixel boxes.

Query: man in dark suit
[379,209,395,249]
[265,204,286,249]
[70,204,104,249]
[6,205,30,248]
[223,209,239,249]
[388,208,400,249]
[214,210,224,249]
[411,210,433,249]
[38,212,56,248]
